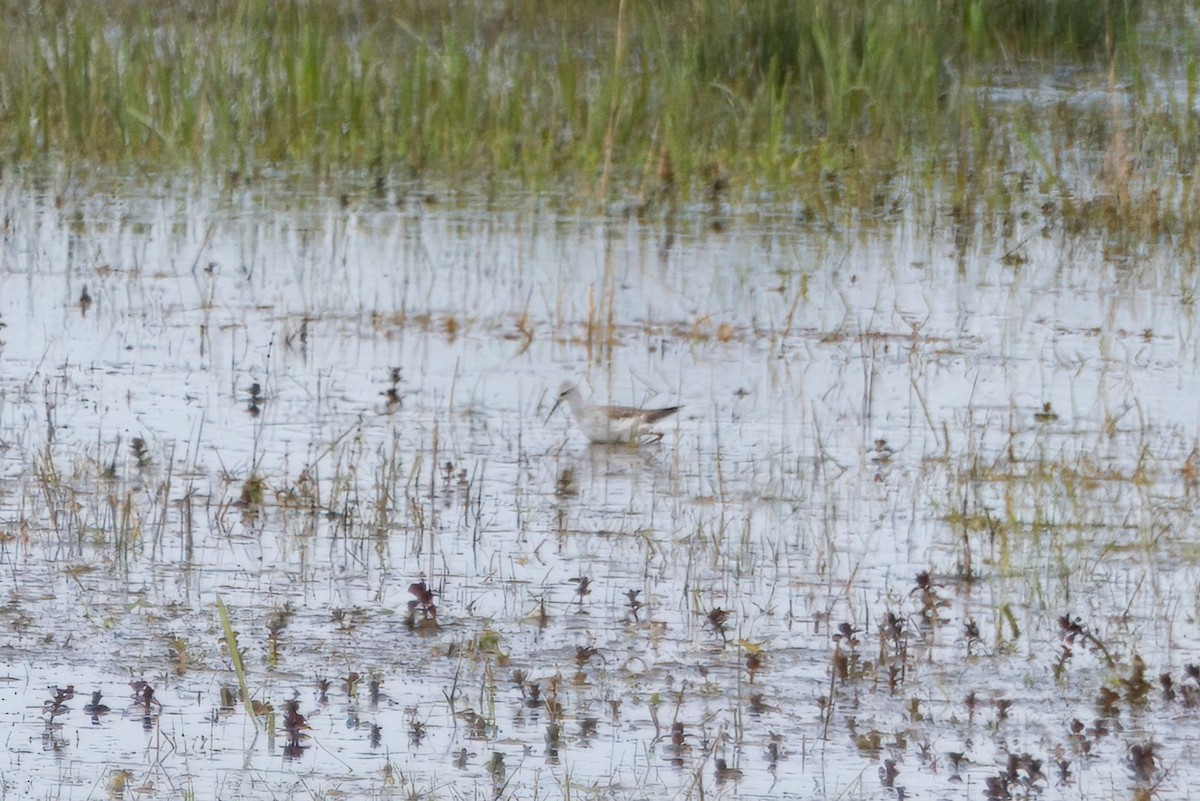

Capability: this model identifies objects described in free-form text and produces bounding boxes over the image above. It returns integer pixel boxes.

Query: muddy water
[1,176,1198,800]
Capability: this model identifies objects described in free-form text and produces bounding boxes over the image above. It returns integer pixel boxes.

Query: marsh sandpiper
[549,382,681,444]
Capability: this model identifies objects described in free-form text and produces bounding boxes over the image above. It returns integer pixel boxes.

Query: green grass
[0,0,1179,220]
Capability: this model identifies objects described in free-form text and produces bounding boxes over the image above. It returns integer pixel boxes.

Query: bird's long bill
[546,396,564,424]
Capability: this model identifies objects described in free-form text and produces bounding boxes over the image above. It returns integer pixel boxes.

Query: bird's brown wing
[604,404,682,423]
[640,405,682,424]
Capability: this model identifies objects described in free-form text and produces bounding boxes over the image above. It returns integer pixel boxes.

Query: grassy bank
[0,0,1183,220]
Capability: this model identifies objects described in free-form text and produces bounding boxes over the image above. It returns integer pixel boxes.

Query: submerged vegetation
[0,0,1181,223]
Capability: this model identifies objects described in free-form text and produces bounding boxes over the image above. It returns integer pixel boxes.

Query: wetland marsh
[3,1,1200,800]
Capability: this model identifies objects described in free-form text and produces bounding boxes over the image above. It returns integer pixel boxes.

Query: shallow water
[1,173,1199,800]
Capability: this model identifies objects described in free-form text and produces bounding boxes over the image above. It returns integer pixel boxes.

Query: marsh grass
[216,596,262,731]
[0,0,1180,223]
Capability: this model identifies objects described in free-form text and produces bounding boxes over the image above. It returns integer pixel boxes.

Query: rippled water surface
[1,173,1199,800]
